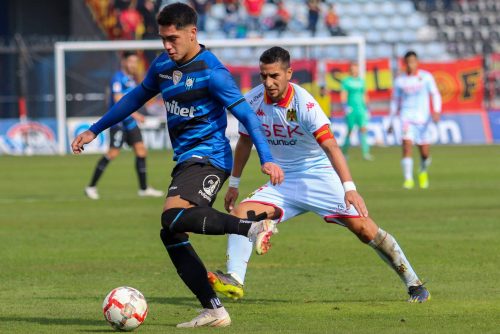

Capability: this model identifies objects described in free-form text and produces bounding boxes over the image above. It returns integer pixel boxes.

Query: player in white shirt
[389,51,442,189]
[208,47,430,303]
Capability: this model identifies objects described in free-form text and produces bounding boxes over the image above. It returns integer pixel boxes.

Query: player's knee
[161,208,185,231]
[349,217,377,243]
[159,227,188,249]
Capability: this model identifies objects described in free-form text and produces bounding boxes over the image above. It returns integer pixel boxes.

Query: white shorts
[241,166,361,226]
[401,121,431,145]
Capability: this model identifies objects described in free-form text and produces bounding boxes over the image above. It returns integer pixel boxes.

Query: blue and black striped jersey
[142,47,250,172]
[89,46,273,172]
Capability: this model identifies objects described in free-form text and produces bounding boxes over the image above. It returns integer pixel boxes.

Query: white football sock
[401,157,414,180]
[369,228,422,287]
[226,234,252,284]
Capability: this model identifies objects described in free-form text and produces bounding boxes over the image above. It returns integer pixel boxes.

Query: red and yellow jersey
[239,83,334,173]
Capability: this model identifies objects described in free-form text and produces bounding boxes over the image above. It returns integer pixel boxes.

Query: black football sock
[162,207,253,236]
[89,156,110,187]
[160,228,222,309]
[135,157,147,190]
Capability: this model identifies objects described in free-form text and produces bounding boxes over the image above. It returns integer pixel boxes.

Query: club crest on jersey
[185,77,195,90]
[286,108,297,122]
[173,70,183,85]
[198,175,221,201]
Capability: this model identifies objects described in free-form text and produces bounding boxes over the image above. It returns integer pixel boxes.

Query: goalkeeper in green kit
[340,62,373,161]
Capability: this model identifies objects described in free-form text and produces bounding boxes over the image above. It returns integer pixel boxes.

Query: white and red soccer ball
[102,287,148,331]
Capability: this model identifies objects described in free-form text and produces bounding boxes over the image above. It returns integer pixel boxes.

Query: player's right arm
[224,134,253,212]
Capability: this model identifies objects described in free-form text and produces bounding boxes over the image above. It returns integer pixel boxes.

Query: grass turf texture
[1,146,499,333]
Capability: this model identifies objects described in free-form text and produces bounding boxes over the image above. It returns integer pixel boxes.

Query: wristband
[343,181,356,192]
[228,176,240,188]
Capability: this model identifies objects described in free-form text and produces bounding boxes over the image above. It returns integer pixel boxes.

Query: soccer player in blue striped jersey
[71,2,283,328]
[85,51,164,200]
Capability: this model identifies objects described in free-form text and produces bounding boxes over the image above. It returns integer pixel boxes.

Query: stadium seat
[362,2,379,16]
[209,4,226,20]
[379,2,396,16]
[373,43,392,58]
[389,16,406,30]
[382,30,399,43]
[396,2,415,15]
[365,30,383,43]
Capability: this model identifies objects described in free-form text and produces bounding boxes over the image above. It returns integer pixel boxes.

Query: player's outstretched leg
[161,207,277,254]
[345,217,430,302]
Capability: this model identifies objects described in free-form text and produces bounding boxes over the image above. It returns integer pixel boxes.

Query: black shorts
[109,126,143,149]
[167,160,229,207]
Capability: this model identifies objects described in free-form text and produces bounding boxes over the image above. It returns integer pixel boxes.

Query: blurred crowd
[86,0,345,40]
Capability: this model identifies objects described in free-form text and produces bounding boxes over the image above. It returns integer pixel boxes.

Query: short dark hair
[404,50,418,59]
[157,2,197,29]
[122,51,137,59]
[259,46,290,68]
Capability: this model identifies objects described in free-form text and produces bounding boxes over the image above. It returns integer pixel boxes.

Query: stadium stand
[413,0,499,58]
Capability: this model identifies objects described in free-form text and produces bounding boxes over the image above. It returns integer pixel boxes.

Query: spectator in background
[307,0,321,37]
[244,0,265,33]
[119,3,144,39]
[325,4,344,36]
[273,1,290,36]
[315,85,332,118]
[191,0,212,32]
[222,0,242,38]
[138,0,159,64]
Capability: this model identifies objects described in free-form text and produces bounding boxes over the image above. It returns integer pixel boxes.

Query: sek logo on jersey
[164,100,196,117]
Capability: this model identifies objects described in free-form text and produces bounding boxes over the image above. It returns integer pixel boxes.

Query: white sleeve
[427,73,442,113]
[297,94,331,135]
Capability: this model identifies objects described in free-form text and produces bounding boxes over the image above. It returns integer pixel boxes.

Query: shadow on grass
[0,315,103,327]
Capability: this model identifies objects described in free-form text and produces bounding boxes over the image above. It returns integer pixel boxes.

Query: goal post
[54,36,366,155]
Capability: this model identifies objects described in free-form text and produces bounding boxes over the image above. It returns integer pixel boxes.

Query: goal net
[54,36,366,155]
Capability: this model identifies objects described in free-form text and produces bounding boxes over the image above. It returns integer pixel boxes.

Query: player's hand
[224,187,239,212]
[432,112,441,123]
[387,125,394,134]
[71,130,96,154]
[345,190,369,218]
[261,162,284,186]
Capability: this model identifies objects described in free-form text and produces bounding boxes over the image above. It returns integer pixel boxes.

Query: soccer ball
[102,286,148,331]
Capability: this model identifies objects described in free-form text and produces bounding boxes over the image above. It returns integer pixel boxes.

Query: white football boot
[84,186,100,200]
[247,219,278,255]
[137,187,164,197]
[176,307,231,328]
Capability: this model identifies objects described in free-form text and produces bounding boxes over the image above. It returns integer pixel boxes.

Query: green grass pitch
[1,145,499,333]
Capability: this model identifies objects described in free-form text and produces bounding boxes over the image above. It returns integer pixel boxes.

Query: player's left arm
[209,68,284,185]
[317,132,368,217]
[427,73,442,122]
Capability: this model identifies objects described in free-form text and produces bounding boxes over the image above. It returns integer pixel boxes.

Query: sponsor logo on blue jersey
[164,100,196,118]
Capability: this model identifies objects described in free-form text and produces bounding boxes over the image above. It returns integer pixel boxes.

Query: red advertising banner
[325,59,393,102]
[417,56,484,112]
